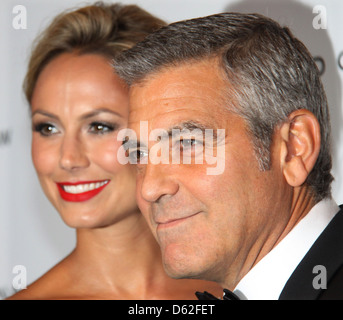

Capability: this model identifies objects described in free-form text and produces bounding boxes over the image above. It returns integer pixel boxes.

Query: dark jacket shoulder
[279,205,343,300]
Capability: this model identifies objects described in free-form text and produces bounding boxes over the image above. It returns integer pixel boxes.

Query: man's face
[128,59,290,287]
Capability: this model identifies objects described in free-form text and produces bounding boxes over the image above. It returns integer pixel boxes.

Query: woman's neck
[69,212,169,299]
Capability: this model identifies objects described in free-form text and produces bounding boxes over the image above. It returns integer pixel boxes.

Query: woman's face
[31,53,138,228]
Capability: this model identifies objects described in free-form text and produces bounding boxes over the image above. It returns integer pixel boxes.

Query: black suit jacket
[279,205,343,300]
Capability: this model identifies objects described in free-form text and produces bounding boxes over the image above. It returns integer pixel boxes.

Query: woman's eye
[88,122,115,134]
[33,123,59,136]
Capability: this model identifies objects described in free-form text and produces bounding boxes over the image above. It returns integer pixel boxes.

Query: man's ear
[279,109,321,187]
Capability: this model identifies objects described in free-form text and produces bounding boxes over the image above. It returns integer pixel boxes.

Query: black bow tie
[195,289,240,300]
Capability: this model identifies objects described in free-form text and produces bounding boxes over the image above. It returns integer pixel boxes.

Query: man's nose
[140,163,179,203]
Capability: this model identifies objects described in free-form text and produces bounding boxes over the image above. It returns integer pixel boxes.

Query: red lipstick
[56,180,110,202]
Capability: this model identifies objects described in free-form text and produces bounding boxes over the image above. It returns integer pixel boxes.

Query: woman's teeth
[63,181,109,194]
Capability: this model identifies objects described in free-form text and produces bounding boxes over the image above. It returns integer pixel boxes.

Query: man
[113,13,343,299]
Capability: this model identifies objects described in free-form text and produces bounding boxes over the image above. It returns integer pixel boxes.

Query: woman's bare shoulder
[6,255,74,300]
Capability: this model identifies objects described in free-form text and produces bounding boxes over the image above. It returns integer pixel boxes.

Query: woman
[8,2,220,299]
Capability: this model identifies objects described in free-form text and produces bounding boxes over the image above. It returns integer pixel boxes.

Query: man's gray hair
[113,12,333,201]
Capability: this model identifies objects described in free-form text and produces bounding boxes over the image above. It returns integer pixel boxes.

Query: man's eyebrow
[167,121,209,135]
[123,120,219,148]
[166,121,220,141]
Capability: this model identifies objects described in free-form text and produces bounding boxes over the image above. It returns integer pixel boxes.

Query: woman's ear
[279,109,321,187]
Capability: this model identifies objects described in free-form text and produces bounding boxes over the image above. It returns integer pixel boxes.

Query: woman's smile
[56,180,110,202]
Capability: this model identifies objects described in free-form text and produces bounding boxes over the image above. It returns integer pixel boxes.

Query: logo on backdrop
[0,130,11,147]
[314,57,325,76]
[339,52,343,70]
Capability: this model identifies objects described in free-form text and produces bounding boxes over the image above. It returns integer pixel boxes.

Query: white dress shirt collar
[233,198,340,300]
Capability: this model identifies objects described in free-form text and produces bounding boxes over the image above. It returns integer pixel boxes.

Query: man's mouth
[156,212,200,230]
[56,180,110,202]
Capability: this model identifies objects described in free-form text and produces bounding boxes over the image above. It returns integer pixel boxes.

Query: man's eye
[33,123,59,136]
[178,138,203,152]
[180,138,197,149]
[126,148,148,164]
[89,122,115,134]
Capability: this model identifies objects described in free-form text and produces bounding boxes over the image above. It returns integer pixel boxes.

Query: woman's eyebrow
[31,107,123,120]
[31,109,59,120]
[80,108,123,120]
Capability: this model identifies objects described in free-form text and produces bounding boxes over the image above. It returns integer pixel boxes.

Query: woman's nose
[59,135,90,171]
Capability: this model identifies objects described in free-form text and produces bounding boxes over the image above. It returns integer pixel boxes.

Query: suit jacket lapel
[279,206,343,300]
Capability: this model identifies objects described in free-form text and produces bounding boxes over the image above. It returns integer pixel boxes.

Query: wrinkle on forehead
[128,58,235,131]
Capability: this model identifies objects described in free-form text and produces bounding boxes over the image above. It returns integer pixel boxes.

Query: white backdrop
[1,0,342,298]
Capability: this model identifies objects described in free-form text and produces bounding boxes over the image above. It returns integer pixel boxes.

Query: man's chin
[162,257,207,281]
[164,267,198,280]
[160,242,212,279]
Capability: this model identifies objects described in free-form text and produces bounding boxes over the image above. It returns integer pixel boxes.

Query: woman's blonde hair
[24,1,165,103]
